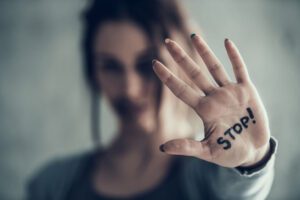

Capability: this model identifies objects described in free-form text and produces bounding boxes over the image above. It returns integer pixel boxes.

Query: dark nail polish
[225,38,229,43]
[190,33,196,39]
[159,144,165,152]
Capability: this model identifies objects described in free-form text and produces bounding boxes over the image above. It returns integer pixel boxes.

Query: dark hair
[81,0,192,147]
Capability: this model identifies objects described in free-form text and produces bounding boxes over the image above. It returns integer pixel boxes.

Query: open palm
[153,34,270,168]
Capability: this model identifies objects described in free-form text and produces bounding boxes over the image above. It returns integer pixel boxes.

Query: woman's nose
[123,72,142,100]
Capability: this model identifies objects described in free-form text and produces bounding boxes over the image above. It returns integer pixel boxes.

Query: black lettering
[224,128,235,140]
[218,107,257,150]
[246,107,256,124]
[232,123,243,134]
[240,116,249,128]
[217,137,231,150]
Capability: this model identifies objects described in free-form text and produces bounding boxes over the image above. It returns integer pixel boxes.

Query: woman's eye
[96,59,123,74]
[136,60,156,79]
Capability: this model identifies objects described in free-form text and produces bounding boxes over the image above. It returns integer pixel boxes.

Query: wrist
[235,137,278,175]
[240,142,270,168]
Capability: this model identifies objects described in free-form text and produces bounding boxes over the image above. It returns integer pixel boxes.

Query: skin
[92,21,193,197]
[91,20,271,197]
[153,36,270,168]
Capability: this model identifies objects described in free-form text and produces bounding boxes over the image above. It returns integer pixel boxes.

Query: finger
[191,33,231,86]
[224,38,250,83]
[152,59,203,107]
[164,38,215,95]
[160,138,211,161]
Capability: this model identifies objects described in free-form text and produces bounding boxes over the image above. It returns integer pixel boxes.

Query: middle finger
[165,38,216,95]
[191,34,231,87]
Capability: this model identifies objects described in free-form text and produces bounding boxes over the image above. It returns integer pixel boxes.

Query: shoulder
[26,150,95,200]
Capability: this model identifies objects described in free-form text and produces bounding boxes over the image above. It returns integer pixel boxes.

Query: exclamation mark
[246,107,256,124]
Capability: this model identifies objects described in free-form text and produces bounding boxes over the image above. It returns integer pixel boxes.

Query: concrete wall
[0,0,299,199]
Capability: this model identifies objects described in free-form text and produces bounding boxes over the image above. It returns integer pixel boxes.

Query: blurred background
[0,0,299,199]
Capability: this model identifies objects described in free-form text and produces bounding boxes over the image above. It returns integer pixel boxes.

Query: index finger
[165,38,216,95]
[224,38,250,83]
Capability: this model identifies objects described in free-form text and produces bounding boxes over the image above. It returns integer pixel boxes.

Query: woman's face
[93,21,160,132]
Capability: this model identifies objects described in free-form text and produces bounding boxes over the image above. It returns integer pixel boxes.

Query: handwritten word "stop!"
[217,107,256,150]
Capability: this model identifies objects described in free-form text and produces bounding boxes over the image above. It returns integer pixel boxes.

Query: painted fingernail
[159,144,165,152]
[152,59,157,66]
[190,33,196,39]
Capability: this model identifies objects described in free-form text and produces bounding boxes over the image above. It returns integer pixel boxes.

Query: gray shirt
[26,137,277,200]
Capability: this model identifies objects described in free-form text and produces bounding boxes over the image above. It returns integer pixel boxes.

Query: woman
[27,0,277,199]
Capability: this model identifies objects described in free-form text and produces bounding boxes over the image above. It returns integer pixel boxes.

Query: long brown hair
[81,0,198,147]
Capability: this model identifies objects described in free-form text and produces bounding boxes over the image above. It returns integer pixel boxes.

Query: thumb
[160,138,211,161]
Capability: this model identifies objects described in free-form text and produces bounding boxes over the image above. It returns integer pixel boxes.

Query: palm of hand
[153,35,270,168]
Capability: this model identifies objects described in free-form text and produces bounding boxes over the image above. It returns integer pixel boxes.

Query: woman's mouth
[113,98,148,118]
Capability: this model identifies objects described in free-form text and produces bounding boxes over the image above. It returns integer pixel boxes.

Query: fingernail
[152,59,157,66]
[159,144,165,152]
[190,33,196,39]
[225,38,229,44]
[165,38,171,44]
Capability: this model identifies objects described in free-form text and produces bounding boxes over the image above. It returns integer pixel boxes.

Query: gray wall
[0,0,299,199]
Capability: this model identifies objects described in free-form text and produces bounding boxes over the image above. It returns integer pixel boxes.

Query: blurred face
[93,21,160,132]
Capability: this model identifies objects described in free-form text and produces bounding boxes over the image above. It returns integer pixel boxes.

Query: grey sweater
[26,137,277,200]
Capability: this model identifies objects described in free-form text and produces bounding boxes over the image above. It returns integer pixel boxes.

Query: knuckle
[174,84,187,97]
[209,63,221,73]
[175,52,187,64]
[190,68,201,80]
[201,50,210,57]
[164,73,173,84]
[181,139,193,151]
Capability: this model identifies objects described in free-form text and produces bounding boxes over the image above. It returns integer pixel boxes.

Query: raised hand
[152,34,270,168]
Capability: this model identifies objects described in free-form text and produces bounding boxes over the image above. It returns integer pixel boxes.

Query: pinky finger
[225,39,250,83]
[152,59,203,108]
